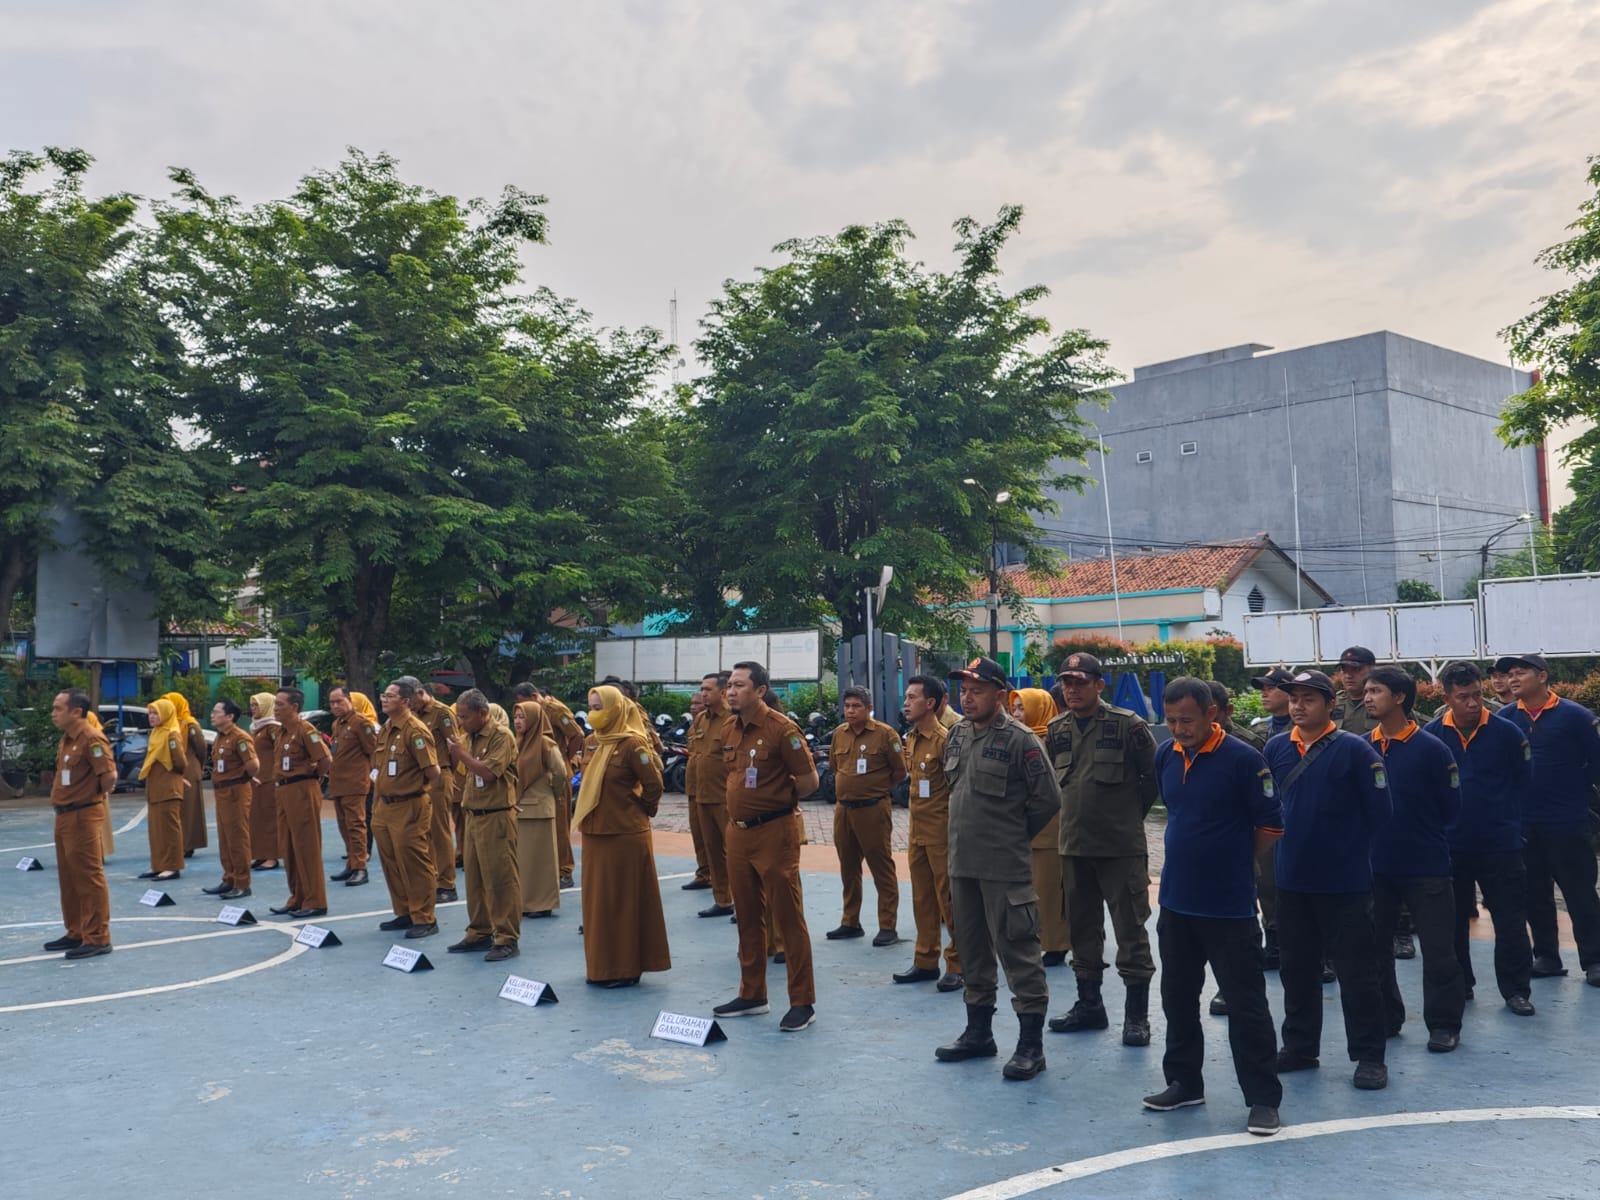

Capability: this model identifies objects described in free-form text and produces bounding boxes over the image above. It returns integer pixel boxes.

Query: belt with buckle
[53,797,106,814]
[839,796,884,810]
[379,791,424,804]
[467,805,514,815]
[278,773,319,785]
[732,806,798,830]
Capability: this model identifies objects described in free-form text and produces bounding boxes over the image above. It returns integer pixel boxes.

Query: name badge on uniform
[61,769,72,786]
[387,759,398,777]
[281,755,291,772]
[856,746,868,774]
[918,778,930,798]
[474,774,485,788]
[216,757,224,772]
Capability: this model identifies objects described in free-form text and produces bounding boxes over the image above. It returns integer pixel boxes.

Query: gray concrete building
[1040,332,1547,607]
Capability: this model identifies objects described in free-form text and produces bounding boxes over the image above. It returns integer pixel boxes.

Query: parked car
[99,704,217,788]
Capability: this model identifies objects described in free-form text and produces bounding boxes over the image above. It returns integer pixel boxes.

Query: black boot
[1122,980,1151,1047]
[1262,926,1280,970]
[935,1004,998,1062]
[1048,977,1109,1033]
[1002,1013,1047,1080]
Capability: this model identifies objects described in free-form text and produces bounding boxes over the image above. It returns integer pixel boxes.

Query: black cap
[1337,646,1377,667]
[1284,669,1337,699]
[948,656,1009,688]
[1251,667,1297,690]
[1058,652,1104,680]
[1492,653,1549,674]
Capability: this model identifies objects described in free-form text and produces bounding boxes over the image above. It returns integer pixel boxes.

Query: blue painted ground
[1,796,1596,1200]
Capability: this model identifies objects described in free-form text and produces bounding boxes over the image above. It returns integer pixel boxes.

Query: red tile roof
[971,535,1299,601]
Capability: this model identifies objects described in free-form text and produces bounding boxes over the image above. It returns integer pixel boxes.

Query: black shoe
[599,976,639,989]
[43,935,82,952]
[1002,1013,1047,1080]
[1353,1061,1388,1090]
[1209,994,1229,1016]
[1530,955,1567,978]
[1142,1082,1205,1111]
[64,942,113,960]
[1586,964,1600,988]
[249,860,265,870]
[1247,1105,1281,1136]
[936,1004,998,1061]
[1427,1029,1460,1053]
[872,929,900,947]
[436,889,458,903]
[771,952,785,964]
[202,881,232,895]
[448,938,494,953]
[220,887,251,900]
[137,870,161,880]
[936,972,964,993]
[524,909,554,918]
[1393,932,1416,960]
[1049,978,1110,1033]
[825,924,865,940]
[330,867,354,882]
[344,869,368,887]
[405,922,439,939]
[268,905,296,915]
[712,997,770,1018]
[288,907,327,919]
[485,944,519,962]
[1276,1049,1320,1072]
[559,874,575,889]
[185,849,194,859]
[1385,1023,1404,1039]
[681,878,712,890]
[1042,950,1068,967]
[779,1004,816,1032]
[1506,994,1536,1016]
[698,903,735,918]
[379,915,415,931]
[152,870,180,882]
[893,966,940,985]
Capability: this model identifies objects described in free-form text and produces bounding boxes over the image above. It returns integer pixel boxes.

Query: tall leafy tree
[0,147,225,642]
[688,206,1115,642]
[152,149,549,696]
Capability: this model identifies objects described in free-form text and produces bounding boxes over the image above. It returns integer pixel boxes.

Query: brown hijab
[515,699,555,789]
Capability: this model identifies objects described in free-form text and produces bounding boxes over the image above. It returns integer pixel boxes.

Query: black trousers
[1372,874,1465,1035]
[1451,850,1532,999]
[1277,888,1386,1065]
[1524,823,1600,969]
[1158,909,1282,1107]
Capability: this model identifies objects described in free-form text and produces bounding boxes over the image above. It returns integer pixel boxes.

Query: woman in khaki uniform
[86,710,116,859]
[249,692,281,871]
[1014,688,1072,967]
[139,698,188,880]
[164,691,209,857]
[512,700,563,918]
[574,686,670,987]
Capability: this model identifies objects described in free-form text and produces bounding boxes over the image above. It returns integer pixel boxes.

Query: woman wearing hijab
[84,709,116,859]
[163,691,209,857]
[512,700,564,918]
[328,687,380,887]
[574,685,670,987]
[139,697,188,881]
[249,692,282,871]
[1013,687,1072,968]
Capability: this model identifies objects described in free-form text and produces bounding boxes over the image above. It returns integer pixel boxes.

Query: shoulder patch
[1447,763,1459,789]
[92,745,104,758]
[789,734,802,750]
[308,731,320,743]
[413,736,426,749]
[1371,762,1388,789]
[1523,740,1532,761]
[638,750,651,764]
[1258,767,1275,798]
[1022,745,1046,778]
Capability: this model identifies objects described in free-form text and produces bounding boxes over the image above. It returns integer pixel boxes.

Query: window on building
[1248,585,1265,613]
[1135,449,1154,464]
[1180,440,1198,456]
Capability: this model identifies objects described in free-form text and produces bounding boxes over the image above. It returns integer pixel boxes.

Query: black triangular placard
[704,1020,727,1044]
[537,984,558,1005]
[17,856,44,871]
[411,953,434,971]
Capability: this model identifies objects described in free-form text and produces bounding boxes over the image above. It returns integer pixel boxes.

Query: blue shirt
[1156,727,1282,919]
[1369,723,1459,878]
[1501,696,1600,830]
[1266,725,1392,894]
[1423,710,1531,853]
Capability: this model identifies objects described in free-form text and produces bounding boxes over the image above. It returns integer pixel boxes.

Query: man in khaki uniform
[375,678,442,937]
[682,690,713,889]
[934,657,1060,1081]
[45,689,117,959]
[686,673,735,917]
[1046,653,1160,1047]
[203,699,260,901]
[327,686,379,887]
[826,686,904,945]
[266,688,333,920]
[894,674,962,991]
[446,689,522,961]
[400,676,460,902]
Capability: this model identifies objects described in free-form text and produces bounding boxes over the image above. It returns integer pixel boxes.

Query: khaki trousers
[276,779,327,911]
[332,791,369,869]
[691,799,732,906]
[373,794,436,924]
[428,779,456,890]
[214,781,253,889]
[687,794,712,884]
[728,815,814,1005]
[909,840,960,972]
[1064,854,1155,983]
[463,808,521,946]
[56,802,112,944]
[834,797,898,930]
[951,875,1048,1015]
[555,774,575,878]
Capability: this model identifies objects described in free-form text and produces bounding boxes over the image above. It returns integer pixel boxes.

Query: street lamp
[1479,512,1535,581]
[964,480,1012,656]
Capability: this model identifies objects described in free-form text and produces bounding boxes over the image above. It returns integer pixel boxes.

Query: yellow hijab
[573,685,652,831]
[488,702,510,730]
[1013,688,1056,739]
[140,698,181,779]
[349,691,379,724]
[85,710,103,733]
[163,691,202,736]
[249,692,279,729]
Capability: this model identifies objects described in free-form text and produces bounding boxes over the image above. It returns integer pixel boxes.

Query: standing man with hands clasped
[894,674,962,992]
[826,685,904,947]
[1143,677,1283,1137]
[934,657,1061,1082]
[445,689,522,962]
[685,673,735,918]
[266,687,333,921]
[44,689,117,959]
[372,678,442,939]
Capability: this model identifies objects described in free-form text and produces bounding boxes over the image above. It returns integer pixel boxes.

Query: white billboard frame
[1243,601,1480,667]
[1480,573,1600,658]
[592,629,824,684]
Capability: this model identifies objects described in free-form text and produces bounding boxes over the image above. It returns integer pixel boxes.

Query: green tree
[1396,578,1442,603]
[686,206,1114,641]
[152,149,550,697]
[0,147,227,639]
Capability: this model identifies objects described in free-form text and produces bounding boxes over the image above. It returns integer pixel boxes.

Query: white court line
[0,802,150,853]
[942,1106,1600,1200]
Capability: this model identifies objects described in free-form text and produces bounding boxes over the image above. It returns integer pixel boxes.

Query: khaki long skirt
[1031,813,1071,955]
[517,816,561,915]
[579,830,671,982]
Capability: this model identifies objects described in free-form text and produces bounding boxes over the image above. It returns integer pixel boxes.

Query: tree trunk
[0,538,33,643]
[464,646,497,699]
[334,558,396,698]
